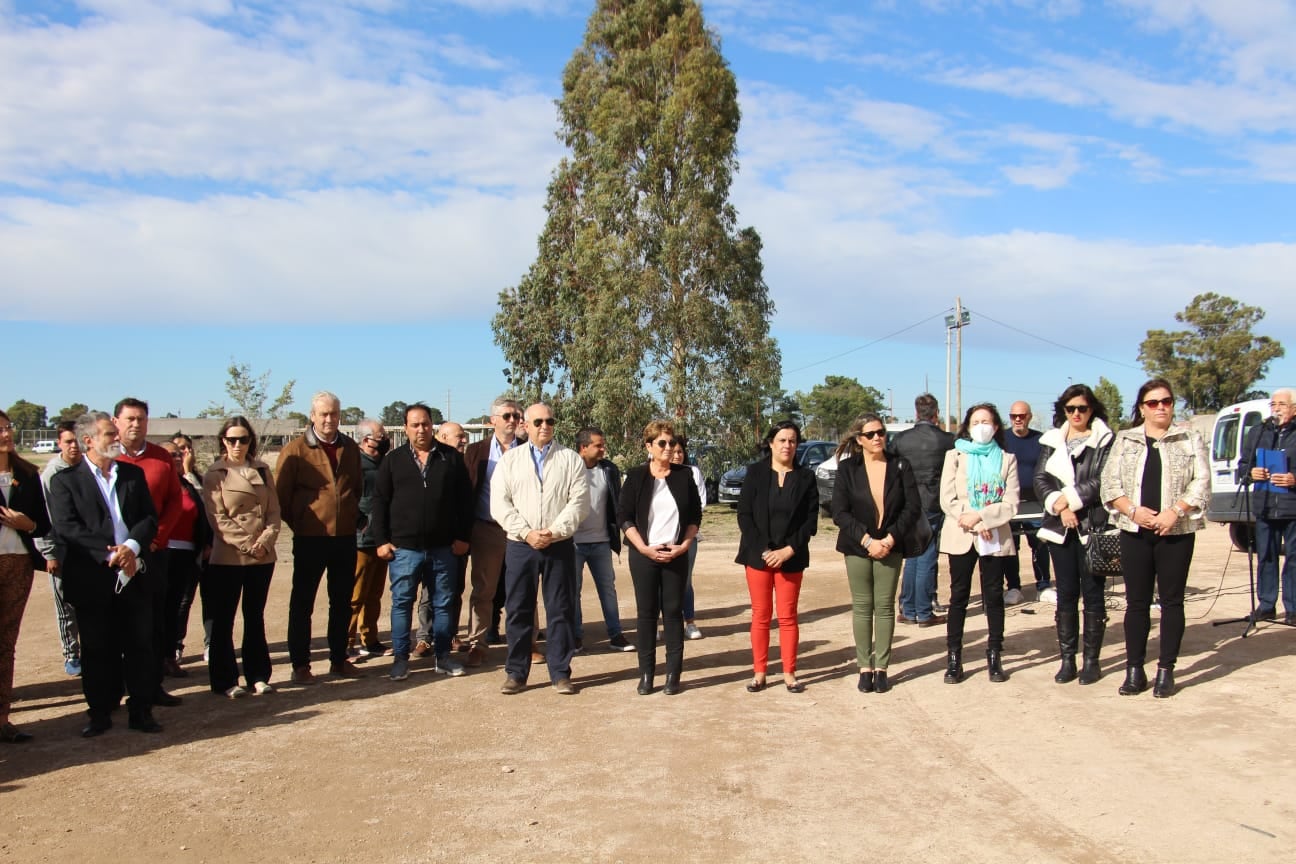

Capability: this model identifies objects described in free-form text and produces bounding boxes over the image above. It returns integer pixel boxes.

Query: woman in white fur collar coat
[1033,384,1115,687]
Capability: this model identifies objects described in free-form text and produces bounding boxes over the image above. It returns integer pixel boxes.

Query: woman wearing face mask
[202,417,281,698]
[938,403,1020,684]
[1034,385,1114,685]
[1100,379,1209,698]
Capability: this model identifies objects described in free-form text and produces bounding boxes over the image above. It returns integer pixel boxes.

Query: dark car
[718,440,835,507]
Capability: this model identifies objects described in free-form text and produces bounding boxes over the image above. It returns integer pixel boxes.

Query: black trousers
[503,539,576,681]
[628,547,688,677]
[1048,531,1106,617]
[946,549,1007,653]
[71,567,154,722]
[149,548,171,696]
[1119,530,1194,669]
[167,550,205,655]
[287,535,357,668]
[204,563,274,691]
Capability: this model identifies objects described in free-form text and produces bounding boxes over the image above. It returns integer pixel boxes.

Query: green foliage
[493,0,778,450]
[1093,377,1126,428]
[380,401,407,427]
[5,399,47,431]
[52,403,89,425]
[201,359,296,422]
[797,377,886,441]
[341,406,365,425]
[286,411,310,426]
[1138,293,1284,412]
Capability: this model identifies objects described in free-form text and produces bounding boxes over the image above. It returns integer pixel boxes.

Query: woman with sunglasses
[617,421,702,695]
[1033,385,1114,685]
[202,417,281,698]
[831,414,921,693]
[1100,379,1209,698]
[938,403,1020,684]
[736,420,819,693]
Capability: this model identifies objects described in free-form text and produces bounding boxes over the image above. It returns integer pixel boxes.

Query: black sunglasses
[223,435,250,445]
[1008,413,1028,420]
[532,418,556,428]
[1141,397,1174,409]
[859,429,885,440]
[1063,404,1090,415]
[653,438,677,449]
[498,412,521,421]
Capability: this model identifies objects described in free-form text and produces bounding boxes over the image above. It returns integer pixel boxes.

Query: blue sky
[4,0,1295,427]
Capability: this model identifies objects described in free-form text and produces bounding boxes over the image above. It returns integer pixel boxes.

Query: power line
[966,307,1144,372]
[785,309,955,374]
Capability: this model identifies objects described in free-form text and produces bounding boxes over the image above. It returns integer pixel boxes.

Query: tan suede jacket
[274,427,362,537]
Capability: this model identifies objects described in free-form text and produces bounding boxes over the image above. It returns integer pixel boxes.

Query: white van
[31,440,57,454]
[1206,395,1288,549]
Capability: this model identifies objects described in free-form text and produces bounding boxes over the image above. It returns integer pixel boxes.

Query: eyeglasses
[364,434,386,442]
[653,439,677,449]
[859,430,885,440]
[1141,397,1174,409]
[0,425,12,433]
[223,435,250,446]
[1271,402,1291,409]
[531,418,556,428]
[1008,413,1028,421]
[1063,404,1091,415]
[498,412,521,422]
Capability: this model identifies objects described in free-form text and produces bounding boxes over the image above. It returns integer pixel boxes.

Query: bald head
[525,403,555,447]
[1008,401,1032,437]
[436,421,468,453]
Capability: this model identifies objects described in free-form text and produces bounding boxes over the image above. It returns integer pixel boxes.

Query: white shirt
[645,477,680,546]
[87,459,142,562]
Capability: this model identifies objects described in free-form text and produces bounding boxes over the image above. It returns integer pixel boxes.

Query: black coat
[1034,428,1114,540]
[371,442,473,550]
[832,453,923,558]
[889,422,955,516]
[1237,420,1296,521]
[2,459,51,570]
[617,463,702,547]
[47,459,158,605]
[734,458,818,572]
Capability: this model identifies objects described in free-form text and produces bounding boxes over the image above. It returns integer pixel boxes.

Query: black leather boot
[1054,610,1079,683]
[1152,666,1175,698]
[986,649,1008,683]
[873,671,890,694]
[637,673,653,696]
[943,650,964,684]
[1077,612,1106,685]
[858,671,875,693]
[1118,665,1147,695]
[663,672,681,696]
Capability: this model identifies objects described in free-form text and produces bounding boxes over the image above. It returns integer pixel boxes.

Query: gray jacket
[35,455,75,562]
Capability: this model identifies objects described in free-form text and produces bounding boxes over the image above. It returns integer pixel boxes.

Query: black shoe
[637,674,654,696]
[943,650,964,684]
[1251,608,1277,623]
[785,680,805,693]
[857,671,874,693]
[1054,655,1077,684]
[81,716,112,738]
[154,690,183,708]
[746,678,766,693]
[128,714,163,734]
[1118,665,1147,695]
[1078,656,1102,685]
[873,671,890,694]
[987,650,1008,683]
[0,722,32,743]
[1152,667,1176,698]
[663,673,681,696]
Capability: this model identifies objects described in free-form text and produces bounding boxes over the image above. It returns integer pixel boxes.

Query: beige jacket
[203,458,281,566]
[1099,424,1210,535]
[938,448,1020,557]
[489,442,590,543]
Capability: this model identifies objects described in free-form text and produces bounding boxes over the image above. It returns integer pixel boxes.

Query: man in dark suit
[47,413,161,737]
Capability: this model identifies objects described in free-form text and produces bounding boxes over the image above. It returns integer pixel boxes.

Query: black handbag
[1082,528,1122,575]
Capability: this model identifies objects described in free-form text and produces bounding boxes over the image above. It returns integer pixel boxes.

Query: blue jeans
[900,513,943,621]
[388,546,456,660]
[1255,517,1296,614]
[573,542,623,640]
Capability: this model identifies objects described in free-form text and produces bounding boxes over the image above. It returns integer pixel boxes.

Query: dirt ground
[2,514,1293,864]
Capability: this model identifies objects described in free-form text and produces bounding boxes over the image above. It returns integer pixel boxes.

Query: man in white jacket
[490,403,589,695]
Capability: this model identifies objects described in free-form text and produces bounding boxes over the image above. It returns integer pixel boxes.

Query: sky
[4,0,1296,428]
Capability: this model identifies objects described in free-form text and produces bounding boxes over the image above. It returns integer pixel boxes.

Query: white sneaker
[252,681,274,695]
[1038,588,1058,604]
[1004,588,1024,606]
[684,621,703,640]
[435,655,466,677]
[224,685,248,699]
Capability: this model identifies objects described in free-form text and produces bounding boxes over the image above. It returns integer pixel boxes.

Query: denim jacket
[1099,424,1210,535]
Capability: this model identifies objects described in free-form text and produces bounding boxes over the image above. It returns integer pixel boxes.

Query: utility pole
[944,300,971,430]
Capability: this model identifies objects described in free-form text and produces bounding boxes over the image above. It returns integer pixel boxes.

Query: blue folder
[1257,448,1289,494]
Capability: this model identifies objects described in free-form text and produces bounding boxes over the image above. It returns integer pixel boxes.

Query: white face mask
[969,424,995,445]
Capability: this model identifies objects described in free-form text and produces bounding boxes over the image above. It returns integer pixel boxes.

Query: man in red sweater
[114,398,185,709]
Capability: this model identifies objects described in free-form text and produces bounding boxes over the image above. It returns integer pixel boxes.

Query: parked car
[718,440,835,506]
[814,424,913,514]
[31,440,57,454]
[1206,395,1291,550]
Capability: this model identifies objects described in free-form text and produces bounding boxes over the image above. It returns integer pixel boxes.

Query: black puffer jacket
[1033,420,1114,543]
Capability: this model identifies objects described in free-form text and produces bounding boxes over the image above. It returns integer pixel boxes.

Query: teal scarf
[954,438,1005,510]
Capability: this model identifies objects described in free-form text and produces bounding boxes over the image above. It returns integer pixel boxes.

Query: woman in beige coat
[202,417,281,698]
[939,403,1019,684]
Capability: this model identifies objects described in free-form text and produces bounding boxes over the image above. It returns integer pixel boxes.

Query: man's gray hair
[311,391,341,411]
[491,398,521,416]
[75,412,111,442]
[355,418,381,440]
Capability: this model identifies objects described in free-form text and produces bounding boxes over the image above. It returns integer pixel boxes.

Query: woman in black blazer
[831,413,922,693]
[617,420,702,696]
[735,421,819,693]
[0,409,52,742]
